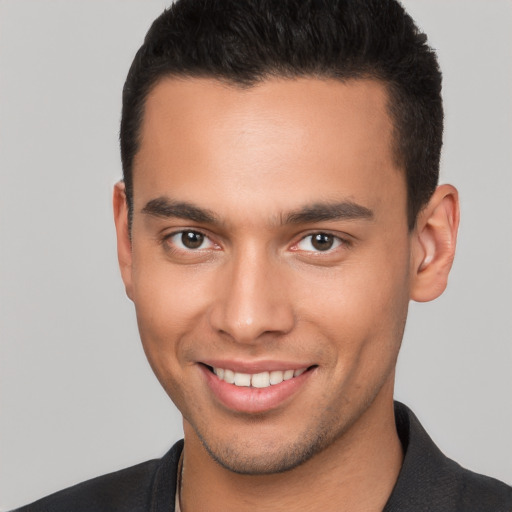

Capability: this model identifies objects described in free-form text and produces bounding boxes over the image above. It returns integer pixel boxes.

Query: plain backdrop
[0,0,511,509]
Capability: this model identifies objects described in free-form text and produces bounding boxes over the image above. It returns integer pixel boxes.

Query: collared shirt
[13,402,512,511]
[175,451,183,512]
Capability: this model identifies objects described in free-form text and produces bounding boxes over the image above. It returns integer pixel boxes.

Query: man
[12,0,512,510]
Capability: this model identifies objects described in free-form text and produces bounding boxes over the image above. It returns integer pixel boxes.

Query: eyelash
[292,232,349,253]
[162,230,218,252]
[161,229,350,257]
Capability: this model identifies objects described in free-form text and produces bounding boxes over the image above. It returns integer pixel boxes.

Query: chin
[191,415,345,475]
[201,437,325,475]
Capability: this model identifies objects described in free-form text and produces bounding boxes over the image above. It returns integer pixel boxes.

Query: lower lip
[201,365,313,414]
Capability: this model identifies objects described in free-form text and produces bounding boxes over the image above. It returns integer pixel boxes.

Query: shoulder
[386,402,512,512]
[11,460,159,512]
[444,458,512,512]
[11,440,183,512]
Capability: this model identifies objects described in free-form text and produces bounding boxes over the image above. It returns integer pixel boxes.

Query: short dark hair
[121,0,443,230]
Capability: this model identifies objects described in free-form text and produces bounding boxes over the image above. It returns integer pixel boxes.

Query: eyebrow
[284,201,374,224]
[141,197,218,224]
[141,196,374,226]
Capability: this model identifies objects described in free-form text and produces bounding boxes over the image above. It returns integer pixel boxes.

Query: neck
[180,387,403,512]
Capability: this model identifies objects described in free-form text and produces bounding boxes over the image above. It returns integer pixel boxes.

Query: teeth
[234,372,251,387]
[224,369,235,384]
[284,369,294,380]
[269,370,284,385]
[212,366,308,388]
[252,372,270,388]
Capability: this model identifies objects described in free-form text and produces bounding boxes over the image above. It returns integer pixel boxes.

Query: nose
[208,247,295,344]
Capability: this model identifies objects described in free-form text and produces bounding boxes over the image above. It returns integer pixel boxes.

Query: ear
[410,184,460,302]
[113,181,134,301]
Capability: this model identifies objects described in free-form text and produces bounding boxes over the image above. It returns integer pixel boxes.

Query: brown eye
[311,233,334,251]
[296,233,342,252]
[164,230,217,255]
[181,231,205,249]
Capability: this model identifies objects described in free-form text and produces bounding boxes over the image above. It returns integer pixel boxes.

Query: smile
[211,367,308,388]
[201,363,315,413]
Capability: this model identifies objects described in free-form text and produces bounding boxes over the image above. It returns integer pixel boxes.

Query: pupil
[182,231,204,249]
[312,233,333,251]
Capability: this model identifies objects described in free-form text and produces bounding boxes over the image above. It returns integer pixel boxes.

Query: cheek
[130,262,217,415]
[130,254,212,372]
[296,242,411,367]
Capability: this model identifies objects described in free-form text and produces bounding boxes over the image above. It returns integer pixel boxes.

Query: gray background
[0,1,510,509]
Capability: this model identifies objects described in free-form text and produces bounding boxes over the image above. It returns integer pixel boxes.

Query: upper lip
[200,359,314,374]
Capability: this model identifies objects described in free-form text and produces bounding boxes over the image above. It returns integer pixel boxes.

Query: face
[119,77,413,474]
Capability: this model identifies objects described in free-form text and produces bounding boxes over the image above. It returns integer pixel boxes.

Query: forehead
[133,77,405,224]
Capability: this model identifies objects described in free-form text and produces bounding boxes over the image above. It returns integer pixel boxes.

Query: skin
[114,77,459,511]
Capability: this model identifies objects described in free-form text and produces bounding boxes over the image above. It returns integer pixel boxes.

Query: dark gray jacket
[13,402,512,511]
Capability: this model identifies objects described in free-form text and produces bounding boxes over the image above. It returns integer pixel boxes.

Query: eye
[295,233,343,252]
[167,230,216,251]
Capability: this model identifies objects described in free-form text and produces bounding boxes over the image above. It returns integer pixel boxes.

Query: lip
[199,362,315,414]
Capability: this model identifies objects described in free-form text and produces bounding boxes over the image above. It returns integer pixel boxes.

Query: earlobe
[113,181,134,301]
[410,184,460,302]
